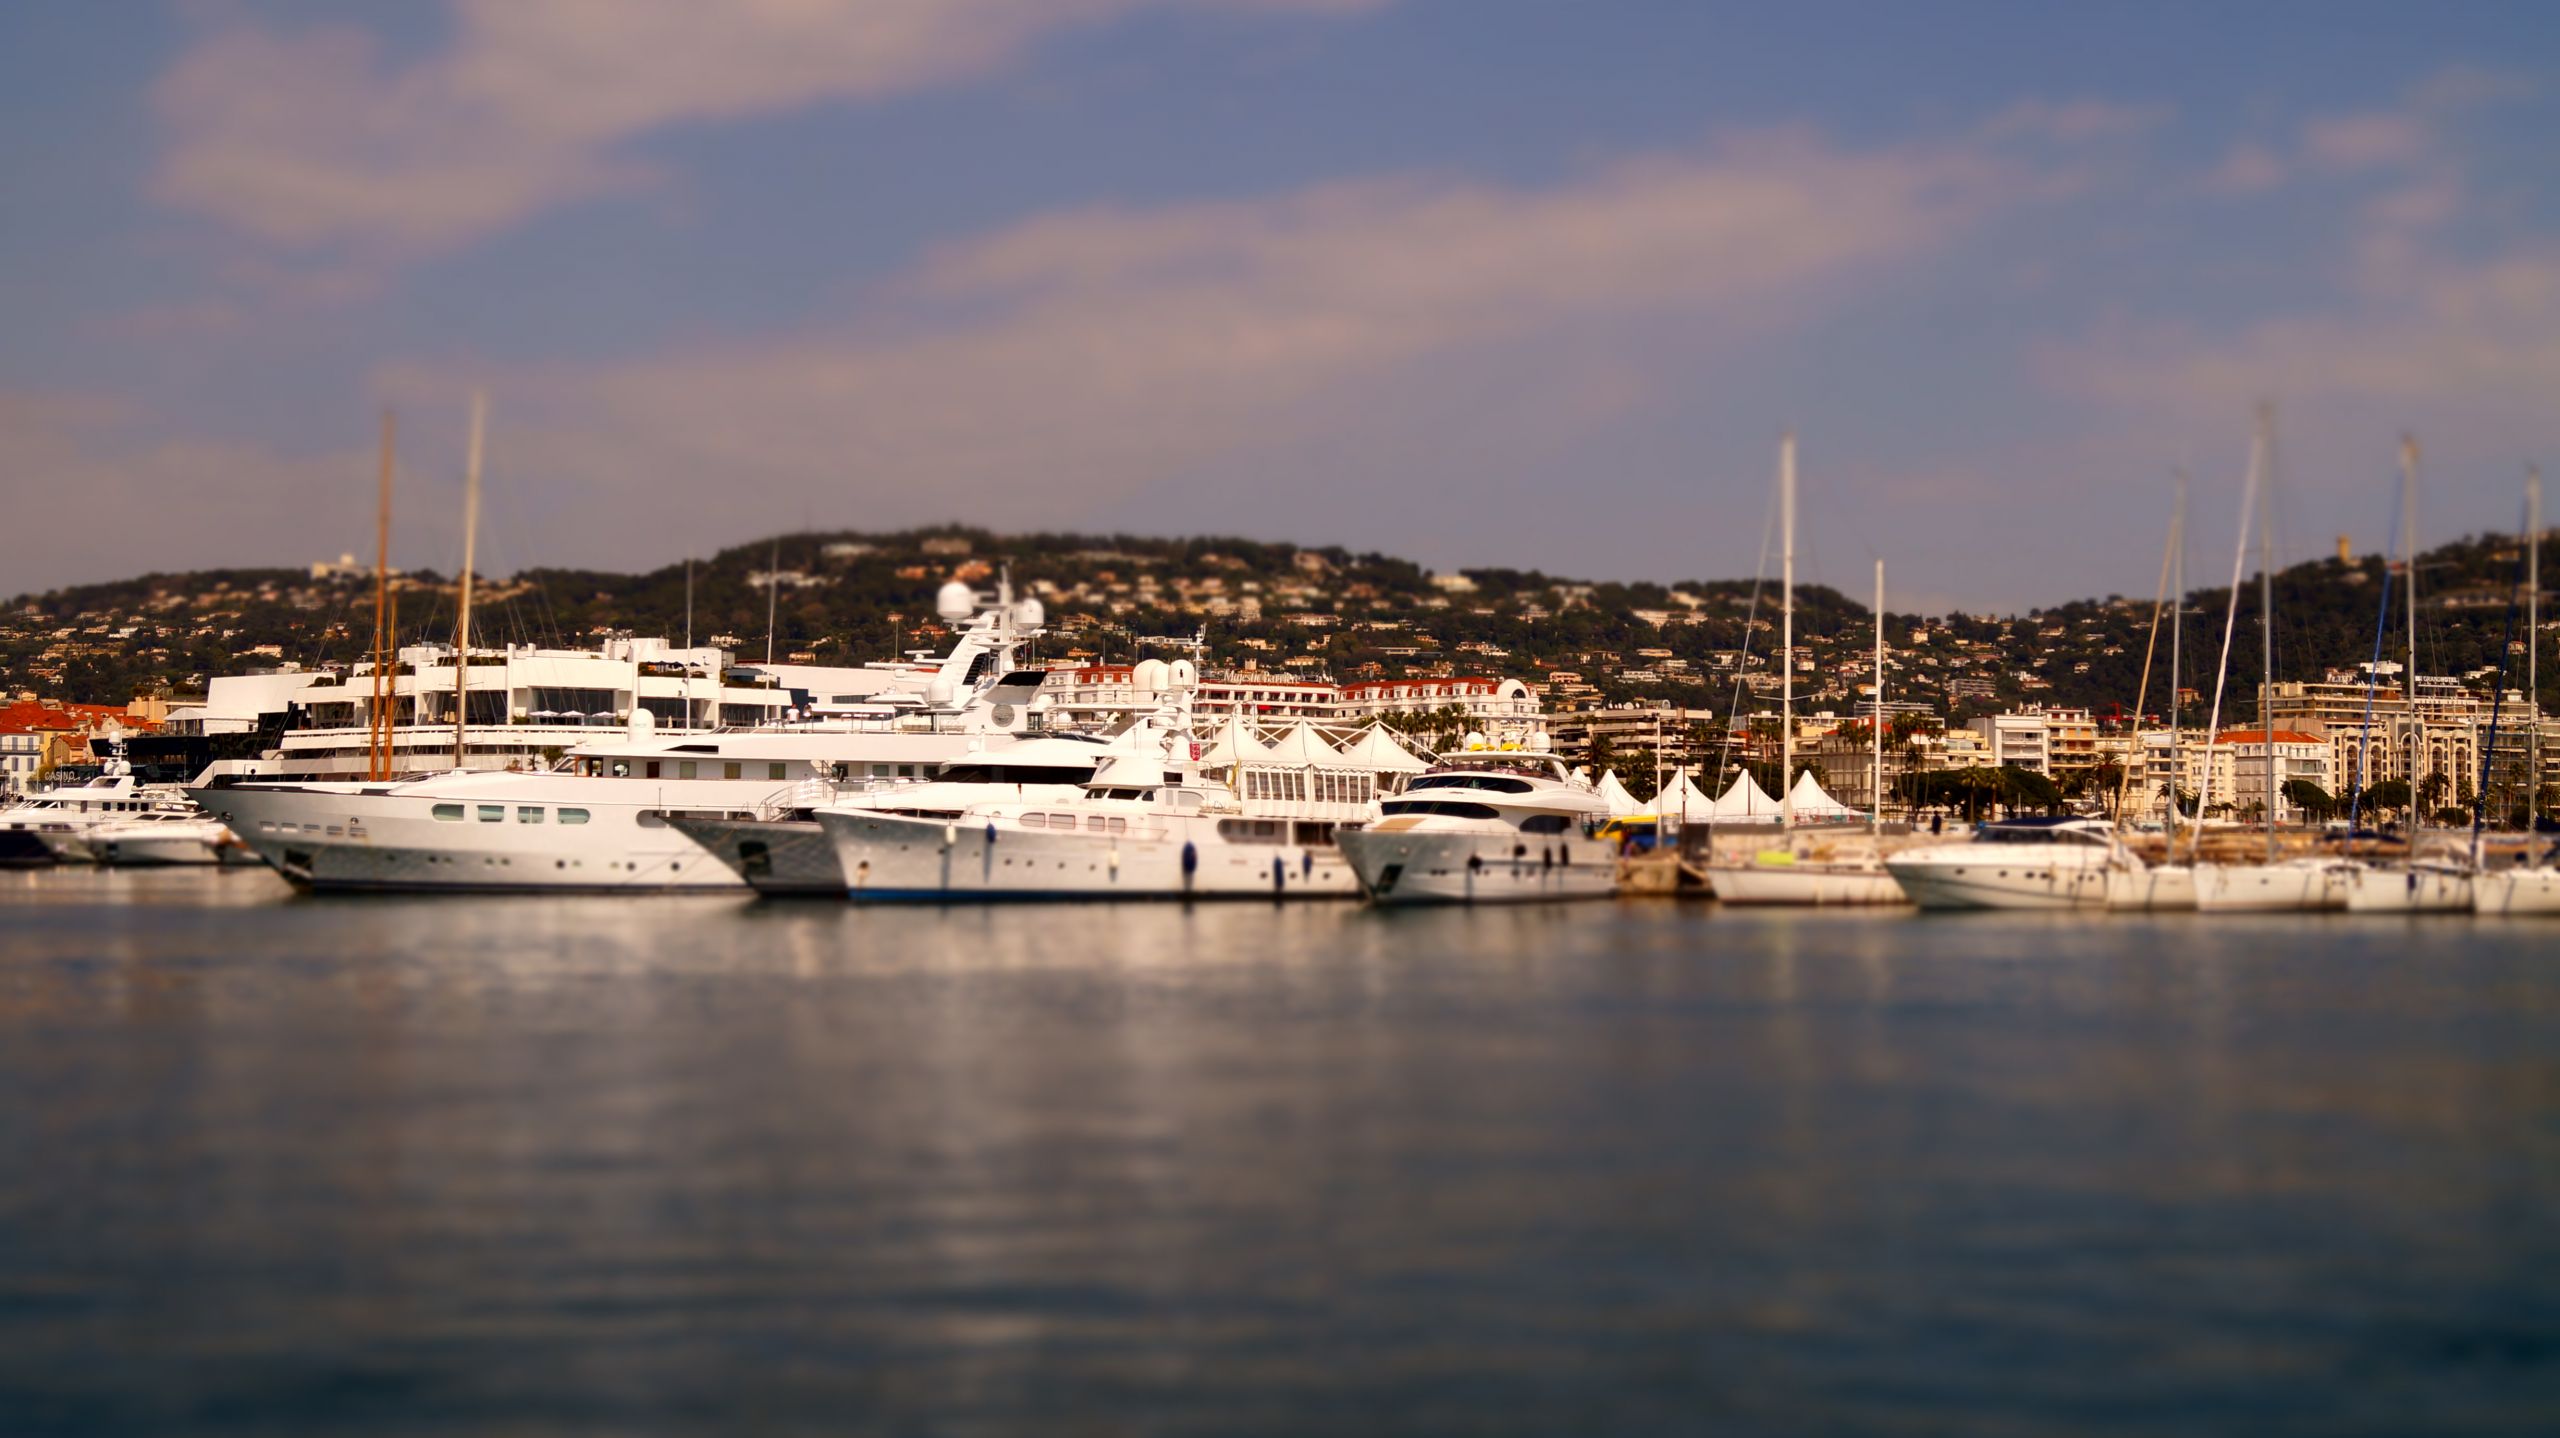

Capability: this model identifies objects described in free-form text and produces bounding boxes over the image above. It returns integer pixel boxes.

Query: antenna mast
[369,411,396,781]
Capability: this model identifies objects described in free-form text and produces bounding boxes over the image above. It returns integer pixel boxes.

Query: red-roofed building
[2210,728,2331,819]
[0,700,162,792]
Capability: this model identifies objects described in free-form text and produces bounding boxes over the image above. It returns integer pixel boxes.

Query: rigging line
[2113,487,2180,832]
[2472,494,2532,852]
[2191,433,2260,864]
[1721,467,1781,779]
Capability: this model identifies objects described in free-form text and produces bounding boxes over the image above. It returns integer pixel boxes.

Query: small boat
[2341,859,2473,913]
[1883,817,2128,911]
[1709,846,1906,907]
[2191,857,2351,912]
[80,810,244,867]
[2474,865,2560,915]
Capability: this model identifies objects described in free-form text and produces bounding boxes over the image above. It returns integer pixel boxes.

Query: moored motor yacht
[2474,864,2560,915]
[814,694,1372,901]
[1335,740,1615,905]
[0,753,197,865]
[1882,816,2129,911]
[80,809,254,867]
[193,585,1065,892]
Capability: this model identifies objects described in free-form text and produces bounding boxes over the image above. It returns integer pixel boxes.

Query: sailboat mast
[2192,428,2260,862]
[2169,468,2186,831]
[2402,436,2420,823]
[684,557,694,652]
[1780,433,1796,831]
[2258,418,2276,864]
[2531,465,2543,826]
[369,410,395,782]
[452,394,484,771]
[765,537,780,667]
[1872,557,1883,834]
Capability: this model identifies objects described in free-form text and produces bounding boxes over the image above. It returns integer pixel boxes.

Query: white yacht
[1335,742,1614,904]
[669,734,1115,896]
[192,585,1063,892]
[79,810,255,867]
[813,697,1372,902]
[0,754,199,865]
[1708,845,1907,906]
[2104,863,2198,911]
[1882,817,2129,911]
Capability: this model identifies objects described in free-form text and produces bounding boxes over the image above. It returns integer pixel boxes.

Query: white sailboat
[2108,468,2196,910]
[2193,410,2352,912]
[2344,437,2471,913]
[1704,436,1906,906]
[2478,466,2560,915]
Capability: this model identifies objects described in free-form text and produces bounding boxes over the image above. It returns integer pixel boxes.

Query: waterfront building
[2208,730,2332,821]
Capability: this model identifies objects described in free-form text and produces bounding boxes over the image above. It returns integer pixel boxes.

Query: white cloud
[152,0,1388,263]
[361,127,2042,558]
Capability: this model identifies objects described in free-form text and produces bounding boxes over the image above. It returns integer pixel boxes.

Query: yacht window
[1049,814,1077,828]
[477,805,504,823]
[678,761,697,779]
[645,761,661,779]
[1022,813,1047,828]
[1107,817,1128,834]
[431,803,465,822]
[1409,774,1535,795]
[769,763,786,780]
[518,806,544,824]
[1379,799,1501,821]
[637,811,667,828]
[1520,814,1571,835]
[559,808,591,825]
[610,761,631,778]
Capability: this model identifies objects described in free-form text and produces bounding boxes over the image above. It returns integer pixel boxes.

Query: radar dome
[935,580,976,622]
[1133,658,1171,694]
[1464,730,1487,750]
[1529,733,1551,751]
[1168,658,1197,688]
[927,676,957,706]
[1014,597,1045,628]
[628,707,656,739]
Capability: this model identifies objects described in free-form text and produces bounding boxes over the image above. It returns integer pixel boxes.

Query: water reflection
[1,870,2555,1433]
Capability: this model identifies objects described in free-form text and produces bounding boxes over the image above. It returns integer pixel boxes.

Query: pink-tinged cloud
[364,128,2042,554]
[152,0,1390,261]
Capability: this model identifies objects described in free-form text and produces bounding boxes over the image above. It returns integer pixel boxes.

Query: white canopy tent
[1595,770,1642,817]
[1785,769,1863,821]
[1655,766,1715,820]
[1199,715,1277,769]
[1711,770,1784,819]
[1337,724,1431,776]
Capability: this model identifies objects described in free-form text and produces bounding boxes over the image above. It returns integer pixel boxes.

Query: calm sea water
[2,868,2556,1436]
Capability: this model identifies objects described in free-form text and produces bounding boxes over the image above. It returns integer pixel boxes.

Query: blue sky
[4,0,2557,611]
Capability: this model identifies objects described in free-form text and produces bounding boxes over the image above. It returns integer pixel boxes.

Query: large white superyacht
[193,583,1065,892]
[1335,740,1616,904]
[812,690,1379,901]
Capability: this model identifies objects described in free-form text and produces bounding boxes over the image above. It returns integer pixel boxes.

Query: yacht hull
[666,816,845,897]
[2343,866,2473,913]
[1706,861,1906,906]
[195,783,747,892]
[2192,863,2347,912]
[1336,828,1616,905]
[817,810,1361,901]
[0,827,59,866]
[1881,853,2112,911]
[85,830,229,866]
[2104,865,2197,911]
[2475,868,2560,915]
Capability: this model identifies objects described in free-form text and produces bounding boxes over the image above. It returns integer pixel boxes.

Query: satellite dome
[628,707,656,738]
[1133,658,1171,694]
[1168,658,1196,688]
[1014,597,1045,628]
[927,676,957,706]
[935,580,976,622]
